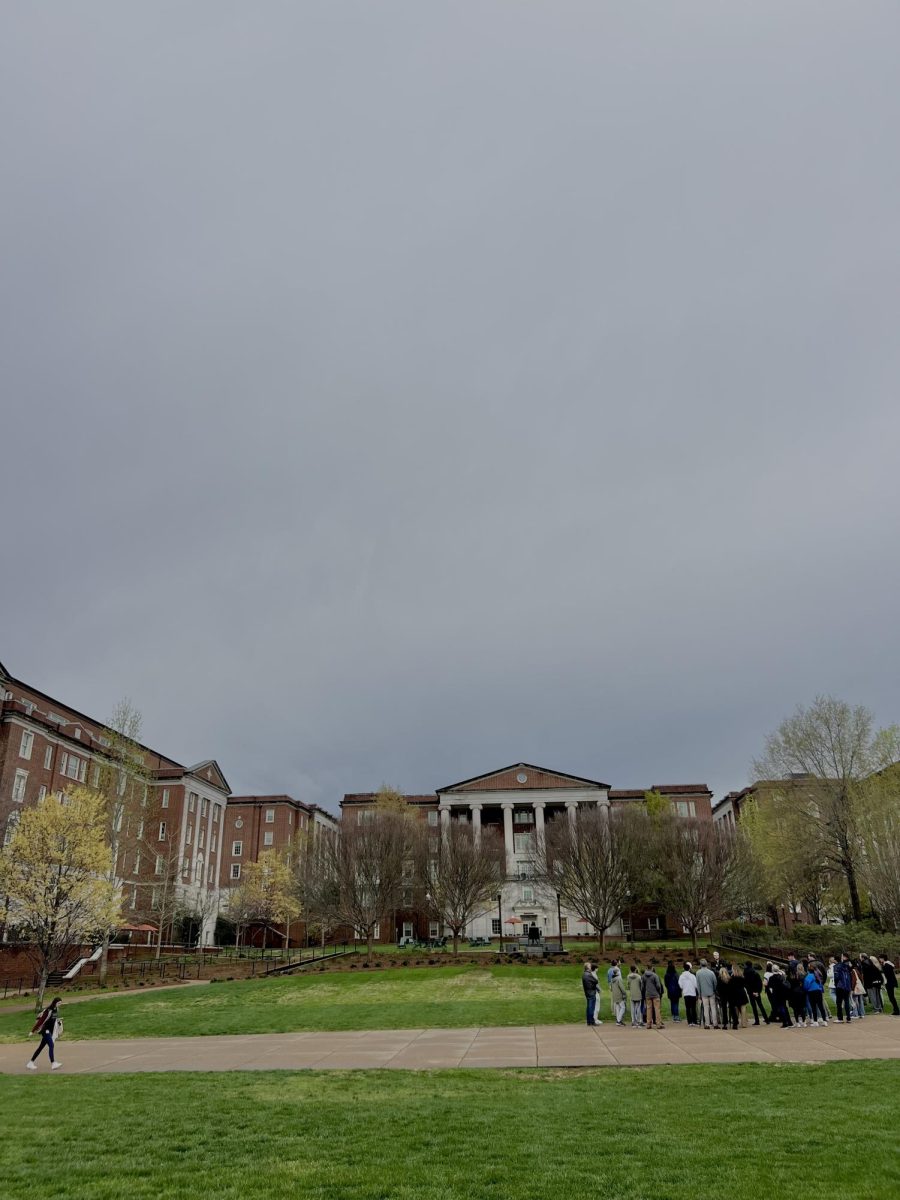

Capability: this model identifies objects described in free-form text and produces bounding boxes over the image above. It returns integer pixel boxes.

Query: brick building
[0,659,230,944]
[220,794,337,887]
[342,763,714,944]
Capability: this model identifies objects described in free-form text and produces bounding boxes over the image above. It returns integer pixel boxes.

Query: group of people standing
[582,949,899,1030]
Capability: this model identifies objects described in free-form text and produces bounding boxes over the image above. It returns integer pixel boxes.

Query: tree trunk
[452,931,459,955]
[98,932,111,984]
[599,928,607,953]
[367,929,374,963]
[691,927,699,953]
[846,862,863,923]
[36,967,49,1013]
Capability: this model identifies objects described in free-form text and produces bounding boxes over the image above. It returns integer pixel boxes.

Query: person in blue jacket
[803,965,829,1026]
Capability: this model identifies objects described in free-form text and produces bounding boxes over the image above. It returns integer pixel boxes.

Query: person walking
[728,965,749,1029]
[851,959,867,1019]
[26,997,63,1072]
[744,962,768,1025]
[716,967,733,1031]
[626,965,644,1028]
[803,964,829,1026]
[664,961,682,1023]
[881,955,899,1016]
[696,959,719,1028]
[766,966,793,1028]
[610,964,628,1026]
[833,954,854,1023]
[642,964,665,1029]
[581,961,599,1026]
[679,962,699,1026]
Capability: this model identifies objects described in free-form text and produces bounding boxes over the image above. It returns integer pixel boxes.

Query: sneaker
[26,1061,37,1071]
[51,1063,62,1071]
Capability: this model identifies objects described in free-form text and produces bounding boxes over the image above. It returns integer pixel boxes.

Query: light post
[556,891,564,951]
[497,893,503,955]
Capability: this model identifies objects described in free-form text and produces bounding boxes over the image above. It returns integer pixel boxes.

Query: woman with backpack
[803,964,829,1026]
[27,997,63,1071]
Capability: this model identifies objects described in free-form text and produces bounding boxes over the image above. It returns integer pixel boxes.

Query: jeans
[700,995,717,1027]
[669,996,680,1021]
[630,999,642,1026]
[886,986,899,1016]
[585,995,597,1025]
[31,1031,55,1064]
[748,993,768,1024]
[807,992,827,1022]
[684,995,698,1025]
[852,993,866,1018]
[867,986,883,1013]
[835,987,853,1021]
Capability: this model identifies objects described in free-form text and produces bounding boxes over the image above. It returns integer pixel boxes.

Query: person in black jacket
[766,967,793,1028]
[881,956,899,1016]
[833,955,854,1023]
[744,962,769,1025]
[26,997,62,1071]
[728,966,749,1029]
[581,962,599,1027]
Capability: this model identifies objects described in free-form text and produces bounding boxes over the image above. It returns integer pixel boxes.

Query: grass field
[0,965,593,1041]
[1,1063,897,1199]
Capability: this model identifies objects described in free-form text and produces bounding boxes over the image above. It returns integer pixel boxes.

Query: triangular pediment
[440,763,608,794]
[187,759,231,795]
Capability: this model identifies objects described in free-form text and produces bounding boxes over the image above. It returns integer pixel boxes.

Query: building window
[211,833,218,853]
[208,863,215,885]
[155,855,164,876]
[91,764,100,788]
[38,785,47,801]
[559,917,568,934]
[513,833,534,856]
[230,864,241,880]
[189,793,197,812]
[522,886,534,902]
[44,745,53,769]
[199,828,205,849]
[194,855,204,884]
[186,824,193,845]
[202,798,209,818]
[263,832,274,847]
[12,770,28,802]
[212,805,220,823]
[514,809,534,824]
[19,730,34,760]
[158,821,167,841]
[182,857,190,876]
[491,918,501,935]
[61,754,85,782]
[647,916,661,931]
[675,800,696,818]
[232,841,242,856]
[161,789,170,808]
[134,851,142,874]
[150,888,159,911]
[402,921,414,939]
[429,922,439,939]
[427,810,439,826]
[265,809,275,823]
[130,887,137,910]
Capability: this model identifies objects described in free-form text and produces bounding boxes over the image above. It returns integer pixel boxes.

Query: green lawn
[1,1063,897,1199]
[0,965,595,1041]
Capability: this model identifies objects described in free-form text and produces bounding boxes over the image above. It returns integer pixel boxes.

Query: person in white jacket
[678,963,699,1026]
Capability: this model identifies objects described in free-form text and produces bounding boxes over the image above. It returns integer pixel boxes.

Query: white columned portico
[566,801,578,826]
[501,801,515,875]
[470,803,482,842]
[439,803,451,834]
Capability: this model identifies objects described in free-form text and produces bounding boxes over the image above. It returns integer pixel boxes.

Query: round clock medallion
[516,772,528,784]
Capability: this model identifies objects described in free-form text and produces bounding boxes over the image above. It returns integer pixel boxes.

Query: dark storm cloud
[3,2,899,809]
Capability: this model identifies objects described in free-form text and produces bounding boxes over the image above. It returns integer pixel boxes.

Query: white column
[566,801,578,827]
[533,802,545,840]
[501,801,515,876]
[470,803,482,842]
[599,795,610,822]
[439,803,451,834]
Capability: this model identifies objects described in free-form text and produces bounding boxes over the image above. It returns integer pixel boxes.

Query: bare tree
[651,816,737,952]
[323,810,409,961]
[416,821,505,954]
[293,828,339,949]
[859,767,900,933]
[754,696,900,921]
[534,805,643,953]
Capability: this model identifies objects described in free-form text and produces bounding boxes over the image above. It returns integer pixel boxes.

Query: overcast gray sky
[3,2,899,811]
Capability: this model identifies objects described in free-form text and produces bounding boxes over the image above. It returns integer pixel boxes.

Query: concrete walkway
[4,1017,900,1074]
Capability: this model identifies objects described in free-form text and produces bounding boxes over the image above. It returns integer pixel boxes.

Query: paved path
[5,1018,900,1074]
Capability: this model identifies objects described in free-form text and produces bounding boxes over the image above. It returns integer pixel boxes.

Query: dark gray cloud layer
[3,3,899,809]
